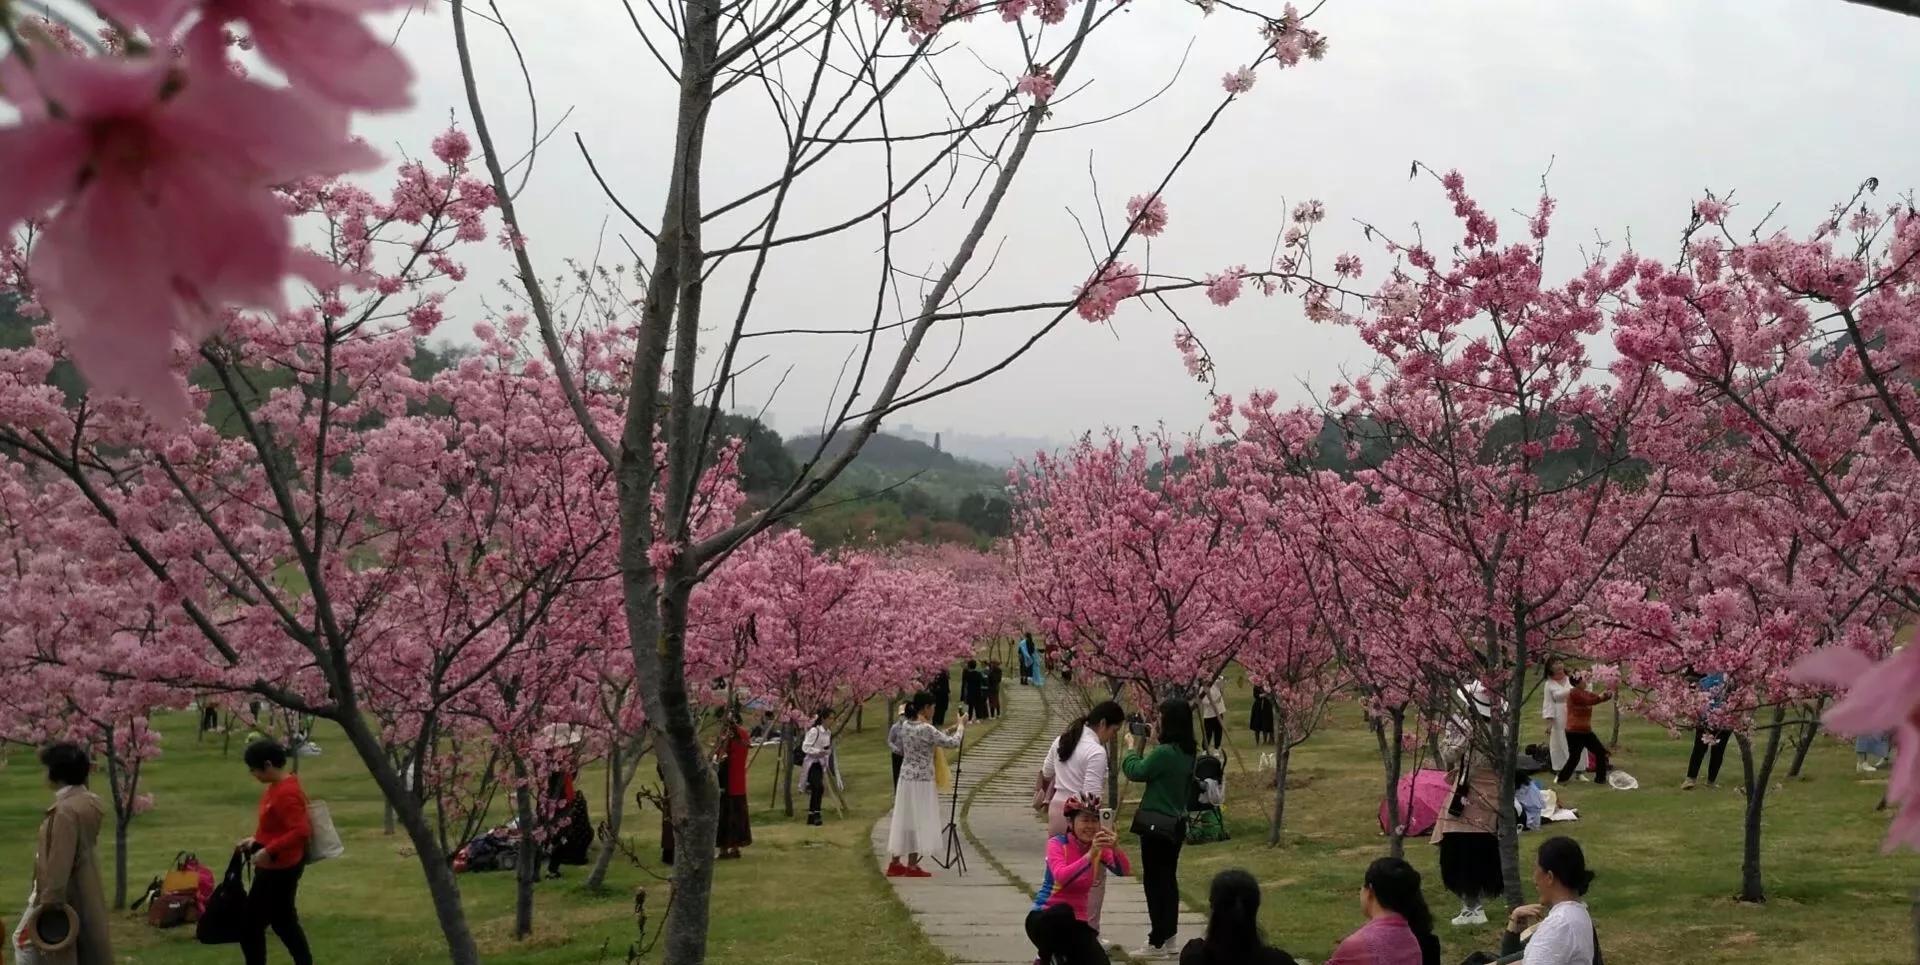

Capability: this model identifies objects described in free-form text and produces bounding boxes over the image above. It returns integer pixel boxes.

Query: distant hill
[885,425,1061,467]
[782,430,1011,548]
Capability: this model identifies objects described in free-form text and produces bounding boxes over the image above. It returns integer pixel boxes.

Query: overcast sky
[357,0,1920,450]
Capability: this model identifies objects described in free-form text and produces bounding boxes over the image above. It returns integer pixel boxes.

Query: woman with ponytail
[1326,857,1441,965]
[1177,870,1297,965]
[1039,699,1126,935]
[1499,836,1600,965]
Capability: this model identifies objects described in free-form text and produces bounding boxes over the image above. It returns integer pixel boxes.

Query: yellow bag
[932,746,953,794]
[161,853,201,895]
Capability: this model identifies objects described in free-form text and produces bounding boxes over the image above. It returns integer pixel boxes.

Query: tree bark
[1496,669,1527,908]
[781,723,796,818]
[512,763,538,940]
[1608,699,1621,749]
[112,816,129,911]
[588,741,642,892]
[1267,714,1291,846]
[334,709,480,964]
[1376,707,1407,860]
[1787,699,1824,779]
[1735,706,1788,903]
[384,801,397,836]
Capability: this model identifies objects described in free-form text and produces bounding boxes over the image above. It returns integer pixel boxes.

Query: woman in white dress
[886,692,965,877]
[1539,657,1572,774]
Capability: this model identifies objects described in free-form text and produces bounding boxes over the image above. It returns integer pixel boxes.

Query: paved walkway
[873,684,1203,964]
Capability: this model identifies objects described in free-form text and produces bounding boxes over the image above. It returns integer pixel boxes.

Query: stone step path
[875,684,1203,964]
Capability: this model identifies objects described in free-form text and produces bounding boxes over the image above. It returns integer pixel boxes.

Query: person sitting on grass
[1473,836,1603,965]
[1025,798,1130,965]
[1177,869,1297,965]
[1324,856,1440,965]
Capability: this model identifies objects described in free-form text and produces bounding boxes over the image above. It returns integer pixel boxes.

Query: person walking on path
[15,742,112,965]
[930,669,952,727]
[713,711,753,859]
[1683,671,1730,790]
[1024,798,1131,965]
[886,694,965,877]
[1555,675,1615,786]
[1042,700,1125,934]
[1325,857,1440,965]
[1540,657,1572,774]
[1018,634,1037,686]
[1199,679,1226,752]
[237,739,313,965]
[1177,870,1298,965]
[802,707,834,826]
[986,661,1004,718]
[1122,698,1198,959]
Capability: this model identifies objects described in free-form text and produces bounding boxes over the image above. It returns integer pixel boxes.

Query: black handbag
[1129,808,1185,845]
[195,853,249,945]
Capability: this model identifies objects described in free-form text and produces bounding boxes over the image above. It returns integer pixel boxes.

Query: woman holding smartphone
[1026,797,1131,965]
[1122,698,1197,959]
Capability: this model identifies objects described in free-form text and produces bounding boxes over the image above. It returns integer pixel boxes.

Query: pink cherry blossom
[0,50,376,420]
[1016,66,1056,101]
[1222,67,1256,94]
[1204,266,1245,306]
[1695,195,1730,225]
[1074,261,1142,321]
[1793,647,1920,849]
[1127,193,1169,237]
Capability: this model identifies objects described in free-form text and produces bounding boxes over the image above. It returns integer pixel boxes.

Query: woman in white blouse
[1539,658,1572,775]
[886,693,965,878]
[1039,700,1126,934]
[1500,836,1601,965]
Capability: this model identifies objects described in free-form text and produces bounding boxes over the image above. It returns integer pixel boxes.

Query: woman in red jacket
[237,740,312,965]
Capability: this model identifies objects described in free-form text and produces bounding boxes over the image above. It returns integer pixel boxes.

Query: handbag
[195,853,249,946]
[1129,808,1185,845]
[306,801,345,863]
[162,852,202,895]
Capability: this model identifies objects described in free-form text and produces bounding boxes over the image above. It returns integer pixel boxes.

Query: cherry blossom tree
[445,0,1335,955]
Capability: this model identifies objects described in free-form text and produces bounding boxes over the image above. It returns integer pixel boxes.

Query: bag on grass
[195,853,249,946]
[306,801,345,863]
[162,852,202,896]
[1606,770,1639,791]
[146,892,197,929]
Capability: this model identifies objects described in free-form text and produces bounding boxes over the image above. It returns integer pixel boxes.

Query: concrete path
[874,684,1203,964]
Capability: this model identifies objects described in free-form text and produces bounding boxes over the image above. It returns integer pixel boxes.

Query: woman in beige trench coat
[15,743,112,965]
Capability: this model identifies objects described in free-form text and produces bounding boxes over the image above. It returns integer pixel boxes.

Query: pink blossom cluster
[0,0,415,421]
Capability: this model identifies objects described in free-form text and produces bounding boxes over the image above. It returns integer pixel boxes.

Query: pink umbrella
[1379,768,1451,837]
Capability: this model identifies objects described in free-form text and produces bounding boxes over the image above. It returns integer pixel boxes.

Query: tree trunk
[1787,699,1824,779]
[384,800,397,836]
[781,724,796,818]
[113,817,129,911]
[1267,715,1291,846]
[1495,671,1527,908]
[334,709,481,965]
[1376,706,1407,859]
[512,764,539,940]
[588,739,644,892]
[1608,699,1621,749]
[1735,706,1788,903]
[855,702,863,734]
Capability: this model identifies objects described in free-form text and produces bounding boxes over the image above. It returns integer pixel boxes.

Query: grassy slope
[1175,680,1919,965]
[0,697,987,965]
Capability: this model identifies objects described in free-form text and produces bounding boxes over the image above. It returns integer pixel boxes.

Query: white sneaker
[1450,907,1487,926]
[1128,944,1172,960]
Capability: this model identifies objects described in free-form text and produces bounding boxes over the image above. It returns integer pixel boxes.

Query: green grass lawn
[0,696,992,965]
[1174,680,1920,965]
[2,678,1912,965]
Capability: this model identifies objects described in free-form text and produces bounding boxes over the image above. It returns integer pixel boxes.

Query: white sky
[355,0,1920,449]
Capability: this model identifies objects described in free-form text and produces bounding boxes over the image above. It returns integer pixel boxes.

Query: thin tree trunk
[1267,714,1291,846]
[512,763,539,940]
[781,723,796,818]
[588,743,641,892]
[1377,707,1407,859]
[334,710,481,965]
[1608,699,1621,749]
[1495,669,1527,908]
[855,702,863,734]
[384,801,397,836]
[113,817,129,911]
[1735,706,1788,903]
[1787,699,1824,779]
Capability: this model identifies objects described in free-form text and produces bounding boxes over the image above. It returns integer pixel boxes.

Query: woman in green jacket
[1122,696,1198,959]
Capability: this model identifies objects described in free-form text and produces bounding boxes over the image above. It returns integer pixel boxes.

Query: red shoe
[904,865,934,878]
[886,861,910,877]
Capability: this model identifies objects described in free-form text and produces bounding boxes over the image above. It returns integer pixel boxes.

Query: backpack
[1191,753,1226,808]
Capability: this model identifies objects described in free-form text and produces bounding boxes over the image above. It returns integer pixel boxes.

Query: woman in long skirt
[1540,657,1572,774]
[887,693,965,877]
[1249,687,1275,745]
[713,711,753,859]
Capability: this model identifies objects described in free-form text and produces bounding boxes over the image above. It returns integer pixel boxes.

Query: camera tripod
[934,726,968,875]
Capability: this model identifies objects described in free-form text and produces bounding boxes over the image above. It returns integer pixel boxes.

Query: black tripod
[935,725,968,874]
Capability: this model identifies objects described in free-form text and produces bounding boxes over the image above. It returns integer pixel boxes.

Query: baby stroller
[1185,752,1230,844]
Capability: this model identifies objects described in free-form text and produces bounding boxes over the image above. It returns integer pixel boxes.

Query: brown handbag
[147,892,199,928]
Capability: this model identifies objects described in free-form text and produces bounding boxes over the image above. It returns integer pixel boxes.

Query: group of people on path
[12,739,315,965]
[1019,683,1603,965]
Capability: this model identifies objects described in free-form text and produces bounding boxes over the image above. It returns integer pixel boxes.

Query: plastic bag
[1606,770,1639,791]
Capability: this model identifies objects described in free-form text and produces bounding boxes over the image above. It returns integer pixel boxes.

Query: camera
[1127,715,1150,738]
[1098,807,1115,827]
